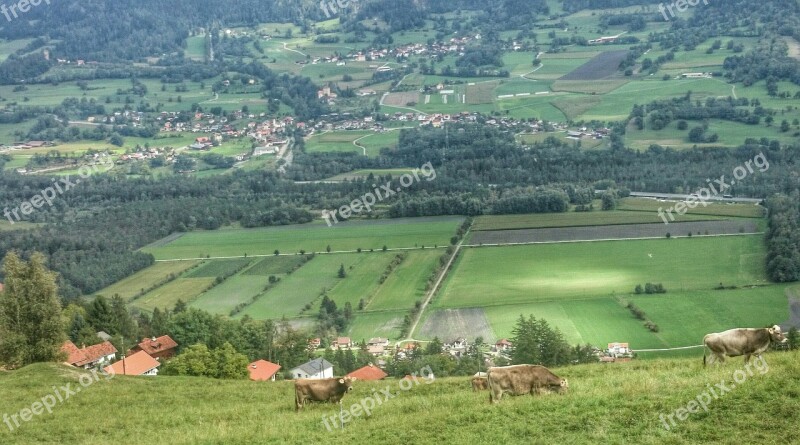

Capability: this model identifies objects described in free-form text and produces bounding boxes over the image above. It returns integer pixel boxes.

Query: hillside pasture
[4,353,800,444]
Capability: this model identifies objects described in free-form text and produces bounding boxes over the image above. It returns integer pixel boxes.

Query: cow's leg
[743,354,751,365]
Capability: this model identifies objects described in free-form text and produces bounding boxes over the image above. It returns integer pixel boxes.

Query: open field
[131,277,216,312]
[618,198,766,218]
[3,354,800,444]
[185,258,253,278]
[437,235,767,309]
[243,255,309,275]
[235,254,351,319]
[143,217,463,260]
[190,274,270,315]
[471,211,725,231]
[324,253,403,309]
[347,310,406,341]
[94,261,202,301]
[417,308,495,342]
[367,250,441,311]
[325,168,419,181]
[468,220,760,245]
[559,50,630,81]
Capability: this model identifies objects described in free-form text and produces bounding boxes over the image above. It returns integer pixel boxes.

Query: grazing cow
[471,376,489,391]
[294,377,354,411]
[703,325,786,366]
[487,365,568,404]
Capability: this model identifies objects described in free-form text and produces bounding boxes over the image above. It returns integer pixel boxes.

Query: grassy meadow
[2,353,799,444]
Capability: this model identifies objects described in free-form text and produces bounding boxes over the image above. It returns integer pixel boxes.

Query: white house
[290,358,334,379]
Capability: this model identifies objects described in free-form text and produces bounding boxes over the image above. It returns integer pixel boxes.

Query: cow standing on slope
[295,377,354,411]
[703,325,786,366]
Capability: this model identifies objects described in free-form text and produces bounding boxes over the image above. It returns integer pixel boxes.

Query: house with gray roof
[290,357,334,379]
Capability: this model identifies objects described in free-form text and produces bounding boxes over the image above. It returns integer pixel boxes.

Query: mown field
[417,234,787,351]
[438,236,767,308]
[141,217,464,260]
[2,354,799,444]
[471,210,724,231]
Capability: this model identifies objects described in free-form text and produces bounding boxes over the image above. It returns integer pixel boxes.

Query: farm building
[131,335,178,360]
[61,341,117,369]
[607,343,631,357]
[495,339,512,351]
[290,358,333,379]
[332,337,352,349]
[248,360,281,381]
[105,350,160,376]
[346,364,388,381]
[368,337,390,347]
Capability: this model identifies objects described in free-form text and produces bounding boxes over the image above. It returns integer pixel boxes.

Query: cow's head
[339,377,355,392]
[768,325,787,343]
[555,378,569,393]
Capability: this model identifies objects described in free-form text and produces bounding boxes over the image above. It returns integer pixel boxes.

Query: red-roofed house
[333,337,351,349]
[131,335,178,360]
[105,350,160,376]
[248,360,281,381]
[495,339,512,352]
[61,341,117,369]
[346,364,388,381]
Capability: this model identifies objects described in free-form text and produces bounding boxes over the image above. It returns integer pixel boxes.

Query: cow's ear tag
[339,378,344,383]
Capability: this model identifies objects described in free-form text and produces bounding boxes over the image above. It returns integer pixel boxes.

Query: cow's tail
[702,336,709,367]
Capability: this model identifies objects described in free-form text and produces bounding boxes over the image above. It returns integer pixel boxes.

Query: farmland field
[132,277,216,312]
[186,258,253,277]
[142,217,463,260]
[437,236,767,308]
[347,310,406,341]
[235,254,355,319]
[471,211,725,231]
[243,255,310,275]
[417,308,496,342]
[95,260,202,301]
[366,250,441,311]
[468,220,760,245]
[559,50,630,81]
[190,275,270,315]
[618,198,766,218]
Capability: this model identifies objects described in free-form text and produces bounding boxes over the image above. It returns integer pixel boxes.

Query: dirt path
[401,223,472,345]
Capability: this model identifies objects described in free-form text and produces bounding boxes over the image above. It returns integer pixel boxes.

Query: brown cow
[703,325,786,366]
[471,376,489,391]
[487,365,568,404]
[294,377,354,411]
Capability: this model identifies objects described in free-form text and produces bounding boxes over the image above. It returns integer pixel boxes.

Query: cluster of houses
[565,127,611,141]
[342,34,484,63]
[60,334,178,376]
[600,342,633,363]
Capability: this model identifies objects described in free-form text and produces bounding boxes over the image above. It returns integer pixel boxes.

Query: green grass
[190,274,270,315]
[94,261,202,301]
[347,310,406,341]
[185,258,253,278]
[242,256,309,275]
[236,254,349,319]
[3,353,800,444]
[472,211,724,231]
[142,217,463,260]
[367,250,440,311]
[324,253,403,309]
[436,236,767,308]
[618,198,766,219]
[131,277,216,312]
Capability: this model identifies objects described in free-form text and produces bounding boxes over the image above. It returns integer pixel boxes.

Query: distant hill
[1,352,798,443]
